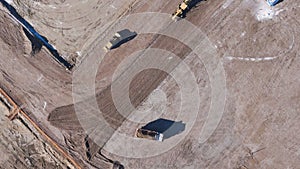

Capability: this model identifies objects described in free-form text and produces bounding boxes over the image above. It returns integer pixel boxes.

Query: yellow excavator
[172,0,192,20]
[172,0,280,21]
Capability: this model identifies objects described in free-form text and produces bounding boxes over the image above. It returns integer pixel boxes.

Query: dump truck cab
[179,0,189,10]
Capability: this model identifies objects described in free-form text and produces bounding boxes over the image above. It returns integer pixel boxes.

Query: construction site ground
[1,0,300,168]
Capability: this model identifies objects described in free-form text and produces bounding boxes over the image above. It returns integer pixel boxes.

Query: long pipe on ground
[0,88,82,169]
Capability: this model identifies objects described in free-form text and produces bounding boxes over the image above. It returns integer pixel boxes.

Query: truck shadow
[142,118,186,140]
[110,34,137,50]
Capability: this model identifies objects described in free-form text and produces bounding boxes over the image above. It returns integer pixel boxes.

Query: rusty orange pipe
[0,88,82,169]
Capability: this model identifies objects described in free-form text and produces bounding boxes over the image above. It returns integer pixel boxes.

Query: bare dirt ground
[1,0,300,168]
[0,102,73,169]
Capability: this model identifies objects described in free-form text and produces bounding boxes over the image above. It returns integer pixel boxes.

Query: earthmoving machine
[135,128,164,141]
[104,29,137,51]
[171,0,279,21]
[172,0,192,20]
[135,118,185,141]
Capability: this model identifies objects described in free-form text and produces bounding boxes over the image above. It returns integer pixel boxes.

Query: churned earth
[0,0,300,168]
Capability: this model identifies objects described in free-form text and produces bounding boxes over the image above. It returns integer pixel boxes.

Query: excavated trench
[0,0,73,69]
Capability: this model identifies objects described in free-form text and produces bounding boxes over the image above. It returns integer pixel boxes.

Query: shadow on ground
[23,27,44,55]
[142,118,185,139]
[189,0,206,8]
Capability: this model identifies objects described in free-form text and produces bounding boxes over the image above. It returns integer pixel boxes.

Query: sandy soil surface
[13,0,139,63]
[0,0,300,168]
[0,102,73,169]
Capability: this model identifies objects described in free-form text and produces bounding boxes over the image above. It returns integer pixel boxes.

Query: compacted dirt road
[1,0,300,168]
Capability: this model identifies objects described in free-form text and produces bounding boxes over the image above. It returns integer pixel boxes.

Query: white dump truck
[135,128,164,142]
